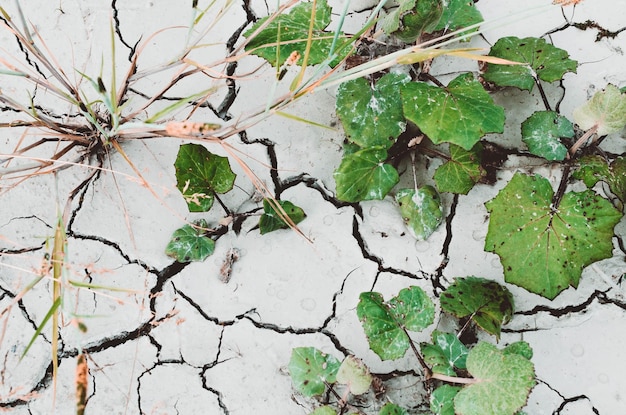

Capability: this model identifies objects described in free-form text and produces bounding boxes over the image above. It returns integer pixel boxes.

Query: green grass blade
[20,296,62,360]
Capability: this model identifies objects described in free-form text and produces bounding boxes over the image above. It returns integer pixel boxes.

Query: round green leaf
[440,277,514,339]
[378,403,409,415]
[310,406,337,415]
[259,199,306,234]
[434,0,483,34]
[573,155,626,203]
[336,73,410,148]
[421,330,469,376]
[434,143,485,194]
[357,286,435,361]
[402,73,505,150]
[454,342,536,415]
[334,147,399,202]
[174,143,236,212]
[431,384,461,415]
[336,355,372,395]
[381,0,443,43]
[483,37,577,91]
[573,84,626,135]
[485,173,622,299]
[164,219,215,262]
[503,341,533,360]
[521,111,574,161]
[288,347,341,397]
[395,186,444,240]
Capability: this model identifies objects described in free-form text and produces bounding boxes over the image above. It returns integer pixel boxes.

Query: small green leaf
[454,342,536,415]
[244,0,342,67]
[573,155,626,204]
[434,143,485,194]
[402,73,504,150]
[165,220,215,262]
[434,0,483,34]
[259,199,306,234]
[421,330,468,376]
[288,347,341,397]
[483,36,577,91]
[431,384,461,415]
[357,286,435,360]
[309,406,337,415]
[440,277,514,339]
[336,73,410,148]
[174,143,236,212]
[521,111,574,161]
[336,356,372,395]
[382,0,442,43]
[503,341,533,360]
[485,173,622,299]
[573,84,626,135]
[378,403,409,415]
[395,186,444,240]
[334,147,399,202]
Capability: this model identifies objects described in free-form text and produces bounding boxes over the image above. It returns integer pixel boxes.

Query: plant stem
[535,77,552,111]
[403,327,432,379]
[430,373,479,384]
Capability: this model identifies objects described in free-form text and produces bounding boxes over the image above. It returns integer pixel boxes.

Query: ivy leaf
[243,0,341,67]
[434,143,485,194]
[440,277,514,339]
[381,0,442,43]
[402,73,505,150]
[309,407,337,415]
[259,199,306,234]
[395,186,444,240]
[503,341,533,361]
[482,37,577,91]
[334,147,399,202]
[378,403,409,415]
[165,220,215,262]
[485,173,622,299]
[521,111,574,161]
[421,330,469,376]
[336,356,372,395]
[336,73,410,148]
[572,84,626,135]
[431,385,461,415]
[454,342,536,415]
[288,347,341,397]
[174,143,236,212]
[573,155,626,204]
[434,0,483,34]
[357,286,435,360]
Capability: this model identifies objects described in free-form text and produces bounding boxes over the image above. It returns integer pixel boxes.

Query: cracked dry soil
[0,0,625,414]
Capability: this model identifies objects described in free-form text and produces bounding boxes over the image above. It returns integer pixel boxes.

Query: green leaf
[485,173,622,299]
[440,277,514,339]
[382,0,443,43]
[395,186,444,240]
[378,403,409,415]
[434,0,483,34]
[244,0,340,67]
[483,36,577,91]
[259,199,306,234]
[521,111,574,161]
[503,341,533,360]
[357,286,435,361]
[434,143,485,194]
[431,385,461,415]
[334,147,399,202]
[310,407,337,415]
[572,84,626,135]
[288,347,341,397]
[336,73,410,148]
[336,355,372,395]
[402,73,505,150]
[174,143,236,212]
[165,220,215,262]
[454,342,535,415]
[421,330,468,376]
[573,155,626,203]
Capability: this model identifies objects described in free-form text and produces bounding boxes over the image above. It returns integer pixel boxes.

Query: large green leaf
[244,0,341,67]
[381,0,442,43]
[573,155,626,204]
[395,186,444,240]
[439,277,514,339]
[165,220,215,262]
[357,286,435,360]
[174,144,236,212]
[288,347,341,397]
[434,143,485,194]
[336,355,372,395]
[431,385,461,415]
[309,407,337,415]
[434,0,483,34]
[482,37,577,91]
[421,330,468,376]
[379,403,409,415]
[334,147,399,202]
[402,73,504,150]
[521,111,574,161]
[454,342,535,415]
[572,84,626,135]
[485,173,622,299]
[259,199,306,234]
[336,73,410,148]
